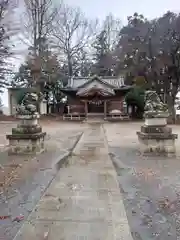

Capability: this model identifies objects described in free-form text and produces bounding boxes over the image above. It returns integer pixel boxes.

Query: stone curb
[54,132,83,170]
[13,132,83,240]
[102,124,134,240]
[0,121,16,124]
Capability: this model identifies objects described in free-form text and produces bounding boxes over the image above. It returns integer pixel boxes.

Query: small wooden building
[61,75,133,120]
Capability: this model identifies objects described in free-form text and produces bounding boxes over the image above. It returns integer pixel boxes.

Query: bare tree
[91,13,122,76]
[18,0,59,90]
[21,0,58,53]
[102,13,122,51]
[51,3,98,77]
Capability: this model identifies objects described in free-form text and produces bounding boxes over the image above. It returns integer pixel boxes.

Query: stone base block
[145,117,167,126]
[6,132,46,155]
[12,125,42,134]
[137,132,177,155]
[141,125,172,135]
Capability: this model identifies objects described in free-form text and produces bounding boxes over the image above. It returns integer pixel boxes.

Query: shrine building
[61,75,133,120]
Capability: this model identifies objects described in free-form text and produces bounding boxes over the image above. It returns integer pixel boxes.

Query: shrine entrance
[88,100,104,113]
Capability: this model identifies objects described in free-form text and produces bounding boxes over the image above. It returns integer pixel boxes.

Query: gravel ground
[104,122,180,240]
[2,120,180,240]
[0,121,85,240]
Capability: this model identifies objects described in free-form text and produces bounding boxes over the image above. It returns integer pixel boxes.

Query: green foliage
[12,41,67,106]
[11,61,32,87]
[125,86,145,109]
[125,74,147,110]
[118,11,180,106]
[133,76,147,87]
[14,88,31,105]
[92,30,112,76]
[13,87,41,105]
[9,8,180,111]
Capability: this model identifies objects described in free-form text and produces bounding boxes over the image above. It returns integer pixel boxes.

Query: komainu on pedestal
[137,90,178,155]
[6,92,46,154]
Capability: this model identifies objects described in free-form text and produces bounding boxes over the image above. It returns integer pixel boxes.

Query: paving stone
[16,220,116,240]
[14,124,132,240]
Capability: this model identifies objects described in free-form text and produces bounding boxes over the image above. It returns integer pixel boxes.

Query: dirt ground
[1,121,180,239]
[0,120,85,146]
[0,121,86,188]
[0,121,86,240]
[104,122,180,240]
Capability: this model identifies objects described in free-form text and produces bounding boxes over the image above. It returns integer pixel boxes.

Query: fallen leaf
[12,215,24,222]
[0,215,11,220]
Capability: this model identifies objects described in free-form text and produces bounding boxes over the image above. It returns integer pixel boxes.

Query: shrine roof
[66,76,126,89]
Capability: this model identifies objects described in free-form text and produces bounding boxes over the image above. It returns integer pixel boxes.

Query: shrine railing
[63,113,86,121]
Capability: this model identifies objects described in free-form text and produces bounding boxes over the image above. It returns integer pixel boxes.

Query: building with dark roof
[61,75,133,119]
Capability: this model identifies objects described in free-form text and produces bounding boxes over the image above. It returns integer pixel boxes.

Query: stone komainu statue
[16,92,43,115]
[144,90,169,117]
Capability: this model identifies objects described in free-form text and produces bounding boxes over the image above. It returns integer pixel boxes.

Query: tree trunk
[67,53,73,77]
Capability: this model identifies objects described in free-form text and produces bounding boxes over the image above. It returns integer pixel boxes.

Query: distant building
[7,75,133,117]
[60,75,133,118]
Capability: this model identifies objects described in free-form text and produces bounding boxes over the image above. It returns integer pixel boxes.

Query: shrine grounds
[1,120,180,239]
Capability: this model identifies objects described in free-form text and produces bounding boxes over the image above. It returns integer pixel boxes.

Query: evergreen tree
[92,30,113,76]
[11,61,32,87]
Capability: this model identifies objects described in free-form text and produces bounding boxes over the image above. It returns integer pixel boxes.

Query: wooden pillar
[67,105,70,114]
[104,100,107,119]
[84,101,88,118]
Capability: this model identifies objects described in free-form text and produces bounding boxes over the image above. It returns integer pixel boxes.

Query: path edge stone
[102,124,134,240]
[12,132,84,240]
[54,132,84,169]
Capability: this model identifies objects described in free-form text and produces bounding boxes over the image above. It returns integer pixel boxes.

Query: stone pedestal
[6,114,46,155]
[144,117,167,126]
[137,117,178,155]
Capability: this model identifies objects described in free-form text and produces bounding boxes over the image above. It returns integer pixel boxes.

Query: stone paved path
[14,123,132,240]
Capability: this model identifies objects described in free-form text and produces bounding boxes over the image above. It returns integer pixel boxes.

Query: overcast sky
[2,0,180,107]
[65,0,180,22]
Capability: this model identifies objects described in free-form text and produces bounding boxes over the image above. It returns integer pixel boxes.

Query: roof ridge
[102,76,123,79]
[68,75,126,89]
[71,77,89,79]
[69,76,124,80]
